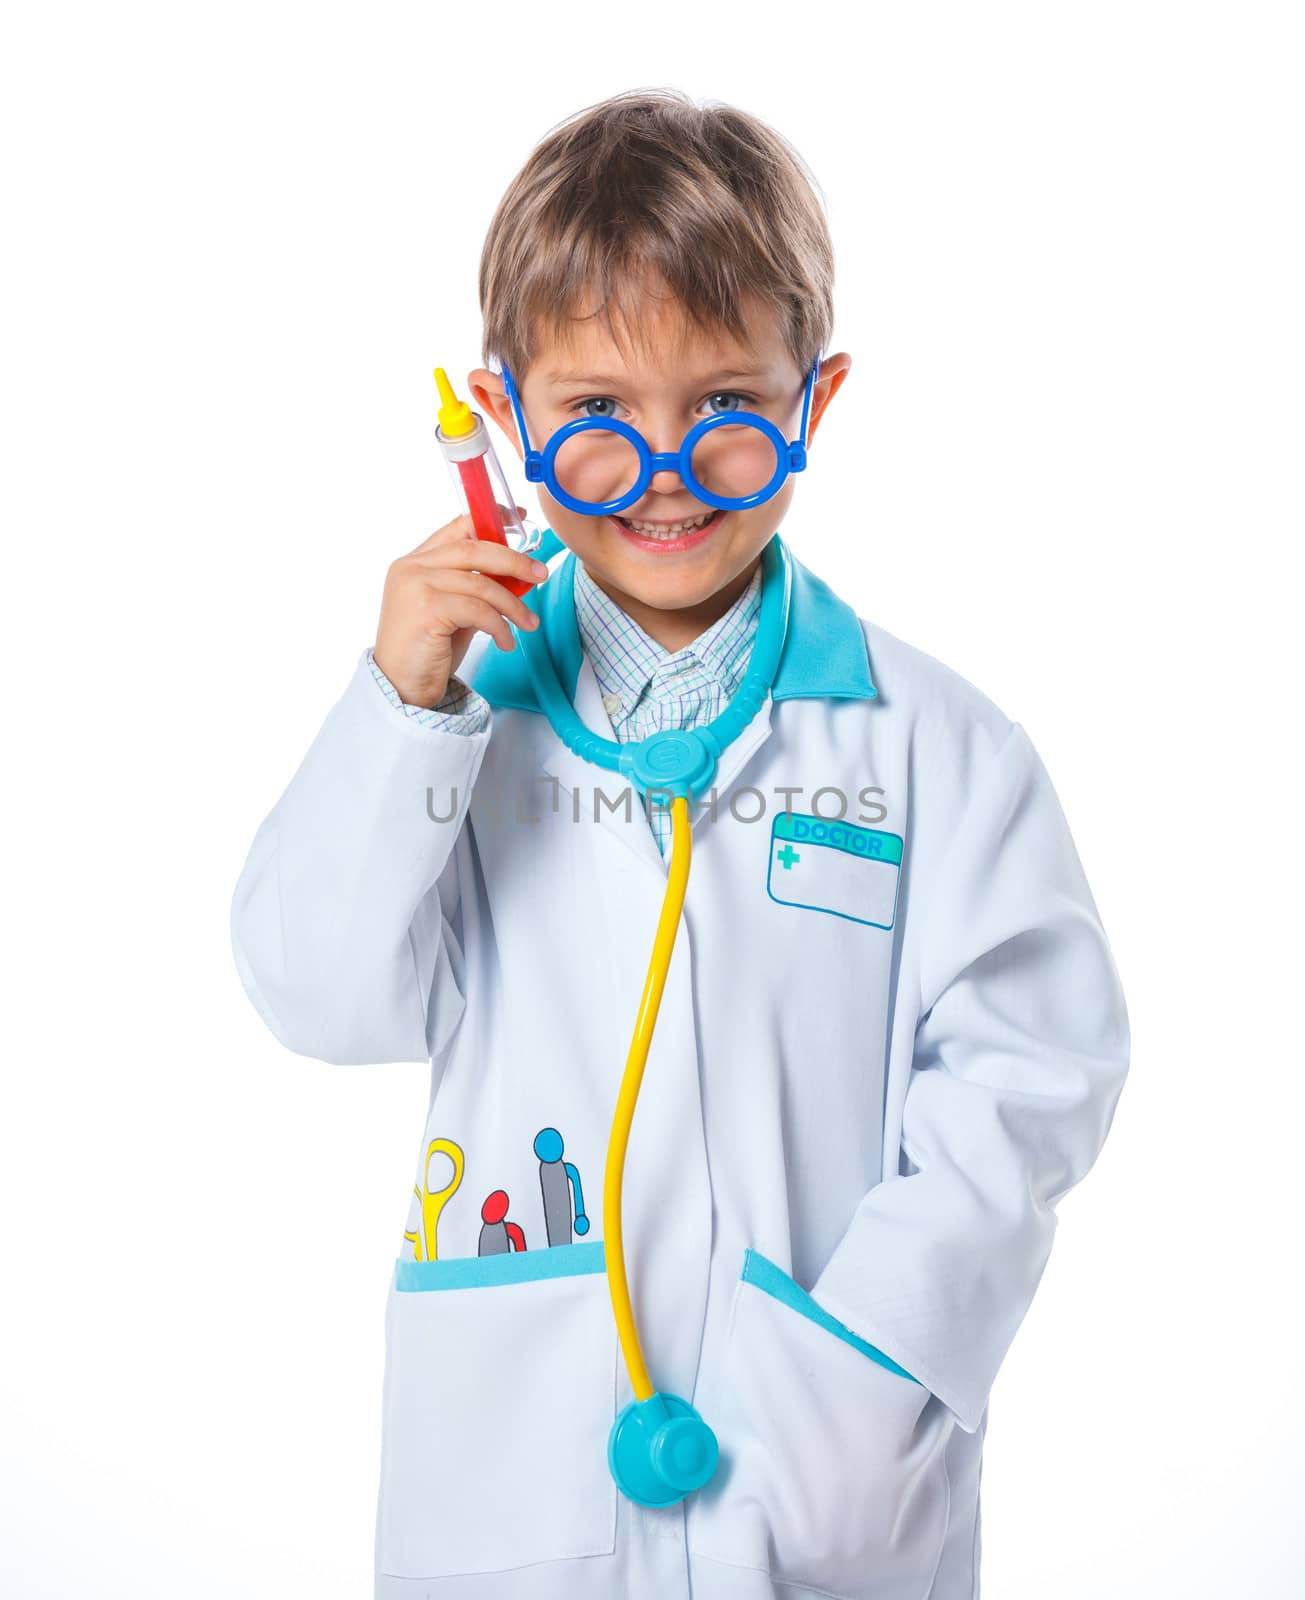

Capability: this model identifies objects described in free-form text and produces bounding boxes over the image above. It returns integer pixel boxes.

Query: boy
[230,89,1129,1600]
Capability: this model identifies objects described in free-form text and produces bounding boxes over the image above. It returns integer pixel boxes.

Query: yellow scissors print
[403,1136,464,1262]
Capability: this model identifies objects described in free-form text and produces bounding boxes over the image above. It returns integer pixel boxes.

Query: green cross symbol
[777,844,801,870]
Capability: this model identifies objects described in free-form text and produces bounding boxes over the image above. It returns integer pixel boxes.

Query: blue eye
[568,391,755,422]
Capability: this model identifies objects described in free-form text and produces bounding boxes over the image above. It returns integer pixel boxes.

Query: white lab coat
[230,534,1130,1600]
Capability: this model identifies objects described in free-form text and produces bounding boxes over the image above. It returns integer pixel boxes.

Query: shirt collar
[572,556,762,716]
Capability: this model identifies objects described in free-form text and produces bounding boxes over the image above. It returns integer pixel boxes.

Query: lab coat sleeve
[229,645,492,1066]
[807,719,1130,1435]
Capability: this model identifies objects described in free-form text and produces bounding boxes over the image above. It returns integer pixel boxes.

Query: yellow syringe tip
[433,365,475,438]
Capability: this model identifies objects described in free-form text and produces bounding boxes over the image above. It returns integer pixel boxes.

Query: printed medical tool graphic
[400,1121,591,1257]
[534,1126,590,1244]
[403,1137,465,1263]
[435,357,820,1509]
[478,1191,527,1255]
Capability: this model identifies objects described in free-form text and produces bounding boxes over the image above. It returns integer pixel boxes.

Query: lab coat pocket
[688,1250,951,1600]
[378,1241,618,1579]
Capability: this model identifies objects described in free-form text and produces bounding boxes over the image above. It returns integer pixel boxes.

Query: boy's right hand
[373,510,549,709]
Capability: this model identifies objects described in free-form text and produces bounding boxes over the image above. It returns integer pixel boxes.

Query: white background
[3,3,1301,1594]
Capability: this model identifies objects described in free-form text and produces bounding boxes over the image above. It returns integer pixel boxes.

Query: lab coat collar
[468,529,879,877]
[471,527,879,713]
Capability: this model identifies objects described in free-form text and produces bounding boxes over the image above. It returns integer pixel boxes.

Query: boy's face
[469,292,849,652]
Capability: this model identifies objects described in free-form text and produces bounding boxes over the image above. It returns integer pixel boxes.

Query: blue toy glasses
[499,353,822,518]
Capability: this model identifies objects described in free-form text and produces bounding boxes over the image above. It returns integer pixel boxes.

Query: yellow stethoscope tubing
[602,793,692,1402]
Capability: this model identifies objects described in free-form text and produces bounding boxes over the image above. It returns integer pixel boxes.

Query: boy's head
[467,88,851,651]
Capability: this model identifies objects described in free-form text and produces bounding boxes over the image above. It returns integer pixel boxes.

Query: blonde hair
[479,87,835,385]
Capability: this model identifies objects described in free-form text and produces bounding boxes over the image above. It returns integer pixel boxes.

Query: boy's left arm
[809,719,1131,1435]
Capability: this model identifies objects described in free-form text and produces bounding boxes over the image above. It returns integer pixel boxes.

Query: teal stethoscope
[498,352,819,1507]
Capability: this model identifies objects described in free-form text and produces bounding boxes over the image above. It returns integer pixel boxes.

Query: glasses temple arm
[500,360,534,456]
[797,352,821,447]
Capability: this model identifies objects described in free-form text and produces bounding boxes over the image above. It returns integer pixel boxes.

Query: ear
[467,367,525,462]
[806,353,852,448]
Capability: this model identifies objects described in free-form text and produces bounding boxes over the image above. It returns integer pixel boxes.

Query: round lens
[689,420,782,505]
[552,426,642,510]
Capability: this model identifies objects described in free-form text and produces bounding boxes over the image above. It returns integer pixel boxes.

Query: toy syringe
[434,366,541,599]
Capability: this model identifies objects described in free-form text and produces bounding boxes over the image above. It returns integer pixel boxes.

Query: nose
[645,426,689,493]
[649,463,685,492]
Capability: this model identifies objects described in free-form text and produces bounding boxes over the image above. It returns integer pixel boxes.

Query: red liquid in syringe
[454,450,530,599]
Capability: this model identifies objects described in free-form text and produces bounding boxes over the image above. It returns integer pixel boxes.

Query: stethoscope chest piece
[621,727,719,804]
[608,1391,720,1507]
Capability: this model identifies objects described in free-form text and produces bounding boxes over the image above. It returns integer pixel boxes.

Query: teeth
[622,511,715,536]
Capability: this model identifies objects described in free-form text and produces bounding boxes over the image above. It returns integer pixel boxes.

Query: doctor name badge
[766,812,903,931]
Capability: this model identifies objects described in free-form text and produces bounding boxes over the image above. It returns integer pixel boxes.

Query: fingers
[382,508,548,673]
[417,564,542,641]
[403,513,547,594]
[407,508,533,560]
[423,584,534,654]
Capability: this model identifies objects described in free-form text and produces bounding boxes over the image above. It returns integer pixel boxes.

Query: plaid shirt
[368,556,763,857]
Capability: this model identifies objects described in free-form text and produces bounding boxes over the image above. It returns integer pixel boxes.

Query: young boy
[231,89,1129,1600]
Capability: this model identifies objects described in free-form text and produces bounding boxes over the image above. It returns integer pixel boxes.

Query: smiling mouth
[614,509,718,538]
